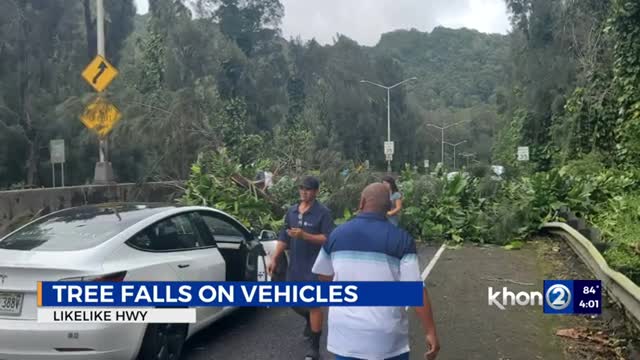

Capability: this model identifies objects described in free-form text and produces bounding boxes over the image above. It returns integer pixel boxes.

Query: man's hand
[267,255,278,276]
[287,227,304,239]
[425,332,440,360]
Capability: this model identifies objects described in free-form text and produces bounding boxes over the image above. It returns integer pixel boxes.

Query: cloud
[135,0,148,14]
[134,0,511,46]
[279,0,510,46]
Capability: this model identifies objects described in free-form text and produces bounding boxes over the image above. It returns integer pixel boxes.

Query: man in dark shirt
[267,175,335,360]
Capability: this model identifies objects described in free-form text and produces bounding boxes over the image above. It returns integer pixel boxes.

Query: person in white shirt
[312,182,440,360]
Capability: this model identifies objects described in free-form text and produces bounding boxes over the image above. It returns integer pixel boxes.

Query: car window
[127,213,205,251]
[200,213,246,243]
[0,205,170,251]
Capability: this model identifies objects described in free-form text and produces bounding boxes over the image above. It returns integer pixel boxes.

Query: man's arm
[399,234,440,359]
[387,198,403,216]
[268,214,291,276]
[415,287,440,359]
[300,232,327,246]
[291,210,334,246]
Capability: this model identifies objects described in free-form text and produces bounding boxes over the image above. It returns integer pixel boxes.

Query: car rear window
[0,205,171,251]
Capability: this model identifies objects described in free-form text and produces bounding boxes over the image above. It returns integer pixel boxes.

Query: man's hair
[360,183,392,213]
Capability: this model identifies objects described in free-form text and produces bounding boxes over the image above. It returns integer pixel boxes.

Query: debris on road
[556,325,631,359]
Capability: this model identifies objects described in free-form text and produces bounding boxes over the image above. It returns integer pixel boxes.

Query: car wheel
[137,323,187,360]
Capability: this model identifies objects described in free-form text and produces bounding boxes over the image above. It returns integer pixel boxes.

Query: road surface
[181,239,630,360]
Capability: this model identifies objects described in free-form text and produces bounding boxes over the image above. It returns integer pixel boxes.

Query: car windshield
[0,204,172,251]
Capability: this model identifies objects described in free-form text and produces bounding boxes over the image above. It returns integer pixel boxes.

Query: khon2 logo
[488,279,601,315]
[543,280,573,314]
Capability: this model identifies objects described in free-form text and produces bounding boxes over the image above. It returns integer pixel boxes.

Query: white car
[0,202,287,359]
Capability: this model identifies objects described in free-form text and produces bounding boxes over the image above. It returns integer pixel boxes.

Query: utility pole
[93,0,114,183]
[444,140,467,170]
[361,77,418,172]
[426,119,468,168]
[97,0,105,165]
[460,152,476,168]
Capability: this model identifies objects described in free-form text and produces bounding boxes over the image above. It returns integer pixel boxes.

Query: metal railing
[542,221,640,333]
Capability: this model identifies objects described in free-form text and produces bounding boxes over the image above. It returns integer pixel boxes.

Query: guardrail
[542,222,640,333]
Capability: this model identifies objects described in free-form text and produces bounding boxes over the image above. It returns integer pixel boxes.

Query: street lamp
[460,152,476,168]
[360,77,418,172]
[426,119,468,168]
[443,140,467,170]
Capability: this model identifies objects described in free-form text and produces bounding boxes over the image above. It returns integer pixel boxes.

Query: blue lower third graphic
[38,281,425,308]
[543,280,602,315]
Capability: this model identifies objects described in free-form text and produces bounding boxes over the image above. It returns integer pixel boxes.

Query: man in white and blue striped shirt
[312,183,440,360]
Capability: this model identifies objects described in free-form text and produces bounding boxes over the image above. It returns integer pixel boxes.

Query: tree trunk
[24,104,39,186]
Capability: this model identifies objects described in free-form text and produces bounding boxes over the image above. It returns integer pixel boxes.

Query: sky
[133,0,511,46]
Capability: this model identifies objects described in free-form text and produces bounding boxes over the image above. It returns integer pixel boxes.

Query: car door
[126,211,225,331]
[195,211,268,284]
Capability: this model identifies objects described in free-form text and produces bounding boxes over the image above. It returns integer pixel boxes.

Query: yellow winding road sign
[81,55,118,93]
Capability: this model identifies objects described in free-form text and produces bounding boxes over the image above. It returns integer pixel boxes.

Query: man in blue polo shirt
[267,175,335,360]
[312,182,440,360]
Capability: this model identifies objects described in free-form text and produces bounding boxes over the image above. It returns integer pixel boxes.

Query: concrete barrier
[0,181,185,237]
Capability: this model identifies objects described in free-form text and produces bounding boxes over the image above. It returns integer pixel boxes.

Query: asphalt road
[180,245,440,360]
[180,241,615,360]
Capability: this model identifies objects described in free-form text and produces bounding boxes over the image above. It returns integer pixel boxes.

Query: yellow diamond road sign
[80,97,121,138]
[81,54,118,92]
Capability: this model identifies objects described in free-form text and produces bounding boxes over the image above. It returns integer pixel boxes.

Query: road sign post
[384,141,394,155]
[50,139,65,187]
[384,141,394,171]
[80,0,120,184]
[517,146,530,161]
[80,97,122,138]
[81,55,118,93]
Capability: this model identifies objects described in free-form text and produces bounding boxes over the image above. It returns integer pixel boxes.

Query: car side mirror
[259,230,277,241]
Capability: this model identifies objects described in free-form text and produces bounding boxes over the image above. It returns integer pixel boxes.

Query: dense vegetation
[489,0,640,282]
[0,0,507,188]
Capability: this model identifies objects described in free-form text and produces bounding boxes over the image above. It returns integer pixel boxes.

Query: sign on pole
[49,139,65,187]
[517,146,530,161]
[81,54,119,93]
[384,141,394,155]
[424,159,429,168]
[50,139,65,164]
[80,97,122,138]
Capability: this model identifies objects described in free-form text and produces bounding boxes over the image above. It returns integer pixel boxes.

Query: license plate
[0,292,23,316]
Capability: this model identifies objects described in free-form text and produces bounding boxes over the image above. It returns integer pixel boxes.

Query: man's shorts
[334,352,409,360]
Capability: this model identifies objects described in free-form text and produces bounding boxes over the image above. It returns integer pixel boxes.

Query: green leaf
[504,240,524,250]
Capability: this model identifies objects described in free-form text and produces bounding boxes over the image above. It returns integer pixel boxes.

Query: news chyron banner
[36,281,425,323]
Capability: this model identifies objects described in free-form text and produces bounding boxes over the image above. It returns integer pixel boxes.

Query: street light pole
[97,0,106,165]
[387,88,390,144]
[426,119,468,168]
[361,77,417,172]
[443,140,467,170]
[461,152,476,168]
